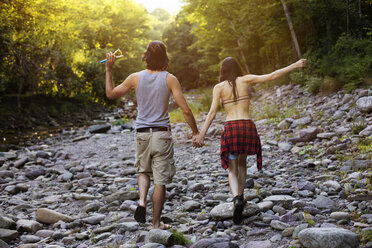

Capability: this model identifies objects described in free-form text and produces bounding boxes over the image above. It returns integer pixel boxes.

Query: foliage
[2,0,372,115]
[250,102,281,121]
[112,116,129,126]
[351,121,366,135]
[299,145,313,156]
[170,229,191,246]
[163,11,201,89]
[307,77,323,95]
[303,211,315,227]
[0,0,151,105]
[162,0,372,91]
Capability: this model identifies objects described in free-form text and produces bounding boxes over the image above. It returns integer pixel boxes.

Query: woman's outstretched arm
[193,84,222,147]
[241,59,307,84]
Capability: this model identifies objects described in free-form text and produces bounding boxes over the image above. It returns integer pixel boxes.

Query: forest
[0,0,371,108]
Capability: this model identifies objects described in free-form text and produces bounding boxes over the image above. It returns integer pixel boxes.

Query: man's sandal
[134,206,146,223]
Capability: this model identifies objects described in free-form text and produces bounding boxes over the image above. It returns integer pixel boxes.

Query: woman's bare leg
[228,158,239,197]
[238,155,247,196]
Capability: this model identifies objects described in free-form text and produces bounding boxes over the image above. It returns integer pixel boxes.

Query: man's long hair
[142,40,169,71]
[219,57,243,102]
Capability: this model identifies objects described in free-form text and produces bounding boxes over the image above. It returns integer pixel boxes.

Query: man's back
[136,70,170,129]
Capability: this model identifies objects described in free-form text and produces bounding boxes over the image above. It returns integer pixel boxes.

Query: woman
[193,57,307,224]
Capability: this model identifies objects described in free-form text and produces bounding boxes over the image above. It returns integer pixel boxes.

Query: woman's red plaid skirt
[220,119,262,171]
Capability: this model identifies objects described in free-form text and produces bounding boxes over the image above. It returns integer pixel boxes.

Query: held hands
[192,133,205,148]
[295,59,307,68]
[105,52,116,70]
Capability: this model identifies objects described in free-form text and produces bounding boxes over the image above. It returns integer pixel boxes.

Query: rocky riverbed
[0,84,371,248]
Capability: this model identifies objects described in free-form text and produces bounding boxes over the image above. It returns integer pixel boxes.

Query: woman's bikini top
[222,94,250,105]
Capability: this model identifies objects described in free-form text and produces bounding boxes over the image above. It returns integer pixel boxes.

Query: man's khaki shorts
[134,130,175,185]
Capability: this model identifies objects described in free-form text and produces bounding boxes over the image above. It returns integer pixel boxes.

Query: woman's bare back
[219,77,252,121]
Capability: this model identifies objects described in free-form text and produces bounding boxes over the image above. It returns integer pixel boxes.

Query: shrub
[307,77,323,95]
[290,71,308,85]
[319,76,341,93]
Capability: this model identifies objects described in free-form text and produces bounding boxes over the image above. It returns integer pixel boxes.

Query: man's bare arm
[105,52,136,99]
[166,74,199,135]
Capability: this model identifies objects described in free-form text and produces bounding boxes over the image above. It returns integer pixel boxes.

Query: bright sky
[134,0,184,14]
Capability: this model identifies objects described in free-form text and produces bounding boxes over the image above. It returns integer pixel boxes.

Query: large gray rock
[210,202,259,220]
[25,167,46,180]
[316,132,336,139]
[105,191,139,203]
[36,208,73,224]
[298,180,315,192]
[323,180,341,191]
[257,201,273,212]
[277,119,291,130]
[183,200,201,211]
[0,239,10,248]
[298,228,359,248]
[88,124,111,133]
[356,96,372,112]
[190,238,238,248]
[298,127,321,142]
[278,142,292,152]
[82,214,106,225]
[330,212,350,221]
[0,216,15,230]
[291,116,312,128]
[344,160,372,169]
[16,220,42,233]
[270,220,290,231]
[0,228,18,243]
[293,223,308,239]
[0,152,17,160]
[13,157,29,168]
[146,229,174,246]
[141,243,166,248]
[263,195,295,203]
[312,195,336,210]
[240,240,271,248]
[359,125,372,136]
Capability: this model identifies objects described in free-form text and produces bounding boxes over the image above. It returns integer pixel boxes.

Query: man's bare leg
[152,184,165,228]
[238,155,247,196]
[228,159,239,197]
[138,173,150,207]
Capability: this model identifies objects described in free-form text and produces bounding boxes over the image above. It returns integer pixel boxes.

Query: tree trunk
[346,0,350,36]
[226,10,250,73]
[359,0,362,18]
[237,38,250,73]
[281,0,302,59]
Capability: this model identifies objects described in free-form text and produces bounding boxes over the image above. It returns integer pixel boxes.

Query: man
[105,40,200,229]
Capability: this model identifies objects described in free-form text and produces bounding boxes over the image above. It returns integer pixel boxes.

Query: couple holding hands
[105,40,307,229]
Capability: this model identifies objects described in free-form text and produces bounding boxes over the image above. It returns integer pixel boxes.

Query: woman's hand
[295,59,307,68]
[106,52,116,71]
[192,133,204,148]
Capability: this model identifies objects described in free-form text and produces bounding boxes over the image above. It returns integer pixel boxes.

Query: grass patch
[170,229,191,246]
[250,102,281,121]
[351,121,366,135]
[112,116,129,126]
